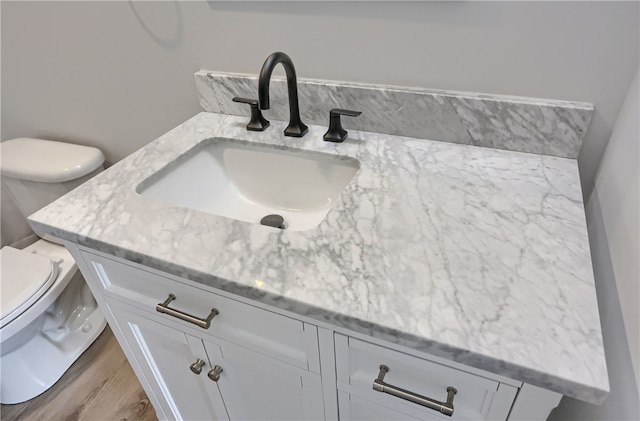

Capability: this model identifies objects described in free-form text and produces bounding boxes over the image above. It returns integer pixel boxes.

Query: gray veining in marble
[29,113,608,404]
[195,71,593,158]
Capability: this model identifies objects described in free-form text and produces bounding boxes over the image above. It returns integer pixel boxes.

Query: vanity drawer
[338,389,423,421]
[80,250,319,372]
[335,335,517,420]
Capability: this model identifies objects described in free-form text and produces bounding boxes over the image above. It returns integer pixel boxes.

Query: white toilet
[0,138,108,404]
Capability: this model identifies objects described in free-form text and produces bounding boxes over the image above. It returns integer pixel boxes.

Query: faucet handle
[232,97,270,131]
[323,109,362,143]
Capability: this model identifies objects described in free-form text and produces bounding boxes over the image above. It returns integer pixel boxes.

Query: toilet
[0,138,107,404]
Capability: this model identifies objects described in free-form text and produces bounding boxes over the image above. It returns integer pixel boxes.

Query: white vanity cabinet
[70,245,561,421]
[106,299,229,421]
[109,298,326,421]
[76,248,325,421]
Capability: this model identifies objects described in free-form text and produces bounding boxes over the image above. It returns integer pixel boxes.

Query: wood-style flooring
[1,326,157,421]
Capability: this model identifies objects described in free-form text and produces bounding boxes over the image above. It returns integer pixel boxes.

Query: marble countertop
[29,112,608,404]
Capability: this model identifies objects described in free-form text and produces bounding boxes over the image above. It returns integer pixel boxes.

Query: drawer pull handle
[372,364,457,417]
[156,294,219,329]
[189,358,206,375]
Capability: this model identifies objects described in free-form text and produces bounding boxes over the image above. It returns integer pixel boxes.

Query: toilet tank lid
[0,138,105,182]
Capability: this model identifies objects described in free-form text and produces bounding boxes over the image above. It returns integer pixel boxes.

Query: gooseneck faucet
[258,52,308,137]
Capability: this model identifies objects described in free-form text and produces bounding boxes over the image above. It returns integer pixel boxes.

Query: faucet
[258,52,308,137]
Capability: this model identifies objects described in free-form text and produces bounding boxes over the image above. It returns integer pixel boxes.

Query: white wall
[0,1,638,233]
[549,69,640,420]
[2,2,637,174]
[594,68,639,390]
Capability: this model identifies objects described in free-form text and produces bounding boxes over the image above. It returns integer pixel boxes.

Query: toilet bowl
[0,240,107,404]
[0,138,107,404]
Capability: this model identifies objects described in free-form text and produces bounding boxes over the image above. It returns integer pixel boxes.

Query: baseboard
[10,233,39,250]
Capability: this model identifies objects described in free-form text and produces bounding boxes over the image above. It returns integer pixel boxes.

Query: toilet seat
[0,246,60,328]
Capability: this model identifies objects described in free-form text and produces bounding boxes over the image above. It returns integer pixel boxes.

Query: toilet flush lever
[323,108,362,143]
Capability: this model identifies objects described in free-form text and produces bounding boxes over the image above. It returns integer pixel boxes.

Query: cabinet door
[109,301,229,421]
[201,338,325,421]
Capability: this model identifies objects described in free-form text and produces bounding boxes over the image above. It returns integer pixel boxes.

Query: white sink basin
[137,138,360,231]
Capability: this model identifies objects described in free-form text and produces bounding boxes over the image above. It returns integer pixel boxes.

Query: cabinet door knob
[208,365,223,382]
[189,358,206,375]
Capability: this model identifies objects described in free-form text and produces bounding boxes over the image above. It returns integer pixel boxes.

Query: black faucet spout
[258,52,308,137]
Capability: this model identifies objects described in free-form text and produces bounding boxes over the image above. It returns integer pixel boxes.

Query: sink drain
[260,214,286,229]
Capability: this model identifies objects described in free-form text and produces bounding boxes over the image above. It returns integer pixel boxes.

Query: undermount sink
[136,138,360,231]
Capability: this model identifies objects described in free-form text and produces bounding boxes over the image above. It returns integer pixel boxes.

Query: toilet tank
[1,138,105,242]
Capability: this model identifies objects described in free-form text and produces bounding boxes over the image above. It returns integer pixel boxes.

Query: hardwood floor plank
[1,326,157,421]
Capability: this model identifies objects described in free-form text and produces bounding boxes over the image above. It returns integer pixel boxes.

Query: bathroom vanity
[29,72,609,420]
[71,244,522,420]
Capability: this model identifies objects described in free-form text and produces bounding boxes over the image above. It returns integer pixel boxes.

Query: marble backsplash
[195,71,593,159]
